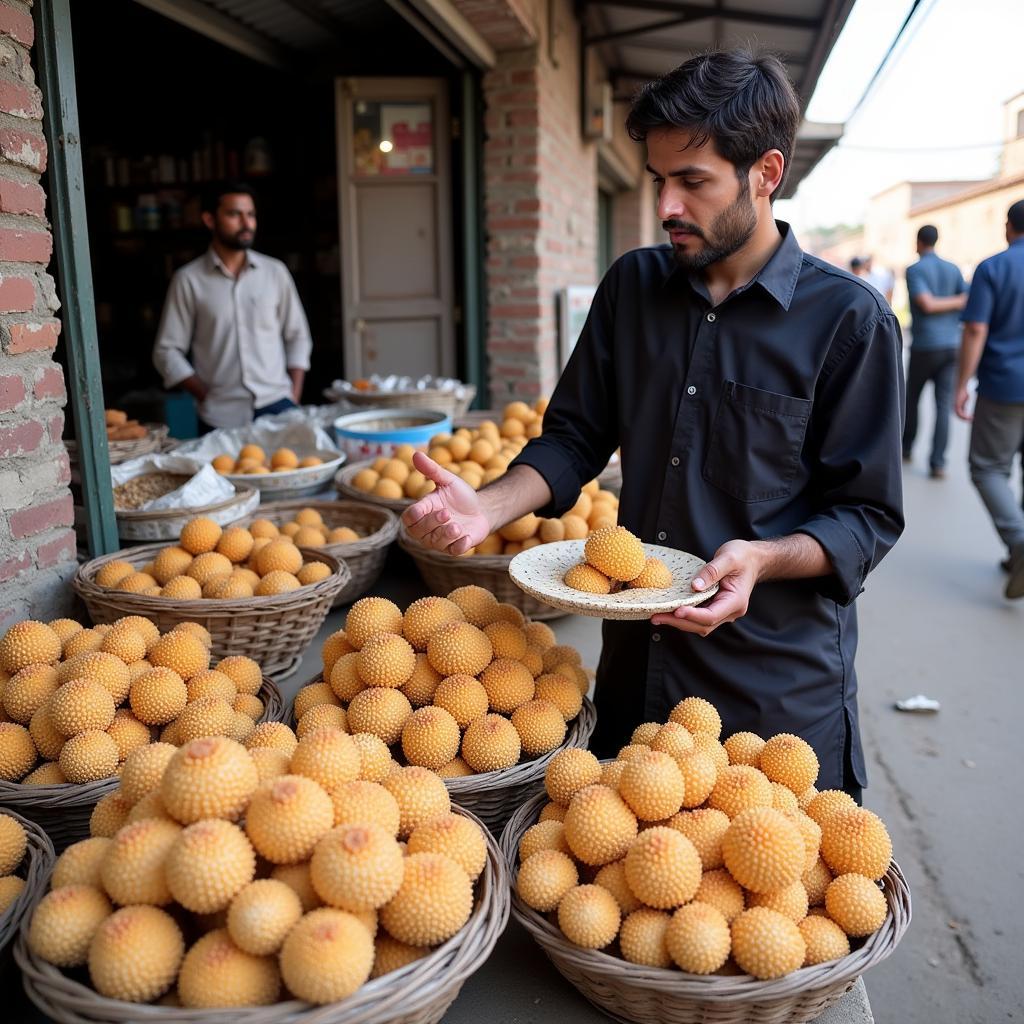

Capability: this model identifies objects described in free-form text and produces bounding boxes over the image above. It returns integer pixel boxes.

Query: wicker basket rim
[501,792,912,1002]
[74,543,350,611]
[115,485,258,523]
[0,808,54,952]
[221,448,346,487]
[65,423,169,454]
[334,460,415,511]
[14,804,510,1023]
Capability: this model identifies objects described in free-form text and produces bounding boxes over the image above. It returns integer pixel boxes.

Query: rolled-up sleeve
[511,272,620,516]
[152,271,196,388]
[279,267,312,370]
[796,311,906,606]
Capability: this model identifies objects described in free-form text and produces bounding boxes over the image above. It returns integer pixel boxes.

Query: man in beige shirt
[152,183,313,430]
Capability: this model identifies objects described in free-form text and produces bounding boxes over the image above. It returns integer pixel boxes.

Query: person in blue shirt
[956,199,1024,598]
[904,225,968,478]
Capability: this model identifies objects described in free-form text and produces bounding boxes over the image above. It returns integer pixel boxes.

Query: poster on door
[381,104,433,174]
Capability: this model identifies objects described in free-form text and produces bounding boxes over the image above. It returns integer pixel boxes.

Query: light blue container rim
[332,408,452,443]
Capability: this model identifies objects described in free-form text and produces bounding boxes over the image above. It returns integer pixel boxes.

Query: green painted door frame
[460,69,487,409]
[35,0,119,556]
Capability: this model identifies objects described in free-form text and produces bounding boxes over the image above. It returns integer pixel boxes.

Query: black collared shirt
[512,223,905,790]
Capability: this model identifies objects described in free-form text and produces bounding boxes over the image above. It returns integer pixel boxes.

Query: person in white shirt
[152,182,313,430]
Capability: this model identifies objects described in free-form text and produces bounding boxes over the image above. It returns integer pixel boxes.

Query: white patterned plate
[508,540,719,620]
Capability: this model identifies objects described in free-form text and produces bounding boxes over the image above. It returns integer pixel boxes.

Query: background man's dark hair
[917,224,939,247]
[201,181,258,215]
[850,257,863,272]
[1008,199,1024,234]
[625,49,800,200]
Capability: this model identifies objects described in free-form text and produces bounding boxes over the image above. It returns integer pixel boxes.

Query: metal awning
[583,0,856,197]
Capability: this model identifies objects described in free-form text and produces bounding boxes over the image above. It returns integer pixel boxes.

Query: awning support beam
[583,0,819,32]
[585,14,692,46]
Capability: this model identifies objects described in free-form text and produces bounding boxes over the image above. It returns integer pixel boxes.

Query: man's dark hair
[201,181,257,215]
[1008,199,1024,234]
[625,49,801,199]
[917,224,938,247]
[850,257,863,271]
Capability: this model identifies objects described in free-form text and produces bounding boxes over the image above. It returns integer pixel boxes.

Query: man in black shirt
[402,51,904,797]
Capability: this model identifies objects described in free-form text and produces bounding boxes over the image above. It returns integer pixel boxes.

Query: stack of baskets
[236,500,399,607]
[397,524,564,622]
[500,792,912,1024]
[73,546,350,679]
[343,383,477,421]
[0,677,284,852]
[0,811,53,956]
[14,804,510,1024]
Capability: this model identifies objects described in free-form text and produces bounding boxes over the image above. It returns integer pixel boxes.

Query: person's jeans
[969,395,1024,552]
[903,347,957,470]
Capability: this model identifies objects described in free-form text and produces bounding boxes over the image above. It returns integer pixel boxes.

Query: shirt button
[652,632,661,642]
[657,530,667,541]
[687,385,697,396]
[707,312,716,322]
[670,456,680,467]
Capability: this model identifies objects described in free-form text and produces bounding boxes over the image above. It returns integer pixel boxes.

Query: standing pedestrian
[955,199,1024,598]
[903,225,968,478]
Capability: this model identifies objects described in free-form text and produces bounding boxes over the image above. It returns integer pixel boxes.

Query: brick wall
[0,0,76,629]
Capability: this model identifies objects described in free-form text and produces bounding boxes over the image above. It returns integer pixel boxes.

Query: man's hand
[955,383,973,421]
[650,539,764,637]
[401,452,492,555]
[181,374,208,402]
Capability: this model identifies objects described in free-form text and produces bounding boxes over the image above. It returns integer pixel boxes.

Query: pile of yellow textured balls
[92,516,336,599]
[212,444,323,475]
[274,507,360,546]
[26,724,490,1006]
[0,812,28,914]
[293,588,590,777]
[0,615,268,785]
[564,525,672,594]
[514,696,895,980]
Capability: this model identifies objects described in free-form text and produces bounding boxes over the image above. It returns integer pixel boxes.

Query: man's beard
[665,181,757,271]
[216,228,255,251]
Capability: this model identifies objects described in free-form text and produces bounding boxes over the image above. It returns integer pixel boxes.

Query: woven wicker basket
[234,500,399,607]
[397,525,565,621]
[501,793,911,1024]
[72,546,349,679]
[15,804,509,1024]
[66,424,168,468]
[221,450,347,502]
[0,810,53,953]
[0,679,284,852]
[334,459,414,513]
[116,485,261,542]
[344,384,476,420]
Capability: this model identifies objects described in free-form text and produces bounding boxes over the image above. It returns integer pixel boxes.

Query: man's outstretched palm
[401,451,491,554]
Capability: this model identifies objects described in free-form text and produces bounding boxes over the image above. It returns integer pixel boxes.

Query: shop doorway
[337,77,455,380]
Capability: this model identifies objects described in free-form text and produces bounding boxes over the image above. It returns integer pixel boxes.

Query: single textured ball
[100,817,182,905]
[592,860,641,916]
[511,699,566,756]
[120,742,177,804]
[270,862,322,913]
[731,907,807,979]
[99,623,148,664]
[4,663,58,723]
[675,752,717,808]
[166,819,256,913]
[427,622,493,677]
[254,570,301,596]
[62,629,105,659]
[245,721,299,758]
[708,764,774,818]
[161,737,259,824]
[563,785,638,866]
[557,884,621,949]
[357,633,417,689]
[479,658,534,714]
[625,557,673,590]
[663,901,731,973]
[177,928,280,1008]
[126,790,173,825]
[618,750,687,821]
[820,807,892,880]
[311,823,404,911]
[533,673,583,721]
[825,873,888,936]
[187,551,234,586]
[583,526,645,582]
[88,904,184,1002]
[149,631,210,680]
[106,713,152,762]
[461,713,521,773]
[669,696,722,739]
[516,849,578,912]
[351,732,394,783]
[383,766,451,839]
[379,851,473,946]
[89,792,132,838]
[447,585,499,627]
[59,730,119,783]
[401,706,461,770]
[249,746,291,785]
[803,856,834,906]
[407,813,487,881]
[438,756,473,777]
[0,811,27,875]
[563,562,612,594]
[799,914,851,965]
[181,517,223,555]
[187,669,237,705]
[245,775,334,863]
[347,687,412,745]
[162,575,203,599]
[51,836,111,889]
[227,879,303,956]
[759,733,819,795]
[217,656,263,696]
[693,868,746,923]
[665,807,730,870]
[723,731,766,767]
[290,728,360,792]
[371,934,430,979]
[545,747,602,806]
[328,652,364,702]
[296,703,346,737]
[0,621,61,673]
[50,679,116,737]
[400,653,443,707]
[26,702,63,762]
[330,779,401,835]
[176,696,235,743]
[482,621,527,661]
[130,668,187,725]
[805,789,858,827]
[0,874,23,912]
[22,761,65,785]
[722,807,805,894]
[279,908,374,1004]
[748,879,810,924]
[345,597,404,650]
[402,596,465,651]
[432,674,489,728]
[321,629,355,675]
[94,560,136,589]
[624,827,701,909]
[28,884,112,967]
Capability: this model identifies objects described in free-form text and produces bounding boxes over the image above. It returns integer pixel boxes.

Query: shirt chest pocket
[246,294,278,331]
[702,381,811,502]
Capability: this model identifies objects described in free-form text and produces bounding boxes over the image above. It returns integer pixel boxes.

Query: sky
[775,0,1024,233]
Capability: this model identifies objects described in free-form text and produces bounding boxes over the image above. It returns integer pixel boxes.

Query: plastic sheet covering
[109,455,235,512]
[170,414,341,463]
